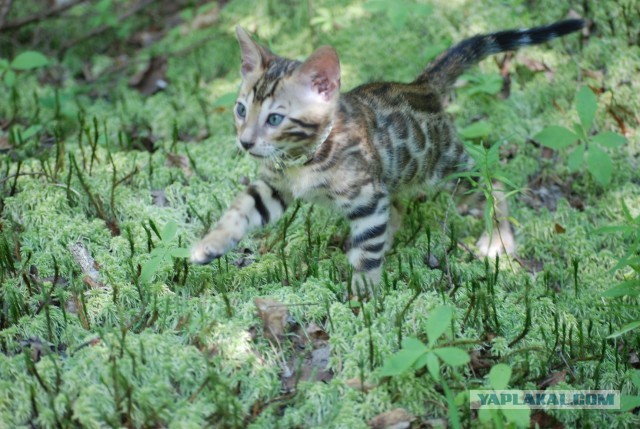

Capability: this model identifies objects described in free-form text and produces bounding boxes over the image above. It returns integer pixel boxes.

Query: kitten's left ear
[294,46,341,101]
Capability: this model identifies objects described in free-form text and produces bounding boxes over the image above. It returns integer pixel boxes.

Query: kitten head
[233,27,340,162]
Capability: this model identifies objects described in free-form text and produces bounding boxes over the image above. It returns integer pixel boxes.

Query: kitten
[191,20,585,292]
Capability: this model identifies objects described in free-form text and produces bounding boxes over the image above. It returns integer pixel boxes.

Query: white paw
[476,225,516,257]
[190,231,236,264]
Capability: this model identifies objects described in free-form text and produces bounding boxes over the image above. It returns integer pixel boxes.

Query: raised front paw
[190,230,236,265]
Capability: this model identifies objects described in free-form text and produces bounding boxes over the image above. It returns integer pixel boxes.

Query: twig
[0,0,13,28]
[60,0,155,52]
[0,0,87,33]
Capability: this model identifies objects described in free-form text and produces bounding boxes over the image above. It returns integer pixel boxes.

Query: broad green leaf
[388,4,409,30]
[567,142,585,172]
[478,407,493,423]
[426,305,454,347]
[0,59,8,68]
[140,256,163,283]
[602,280,640,298]
[11,51,49,70]
[3,70,15,86]
[379,347,427,377]
[534,126,578,150]
[422,351,441,381]
[170,247,192,258]
[594,225,631,235]
[212,92,237,108]
[401,336,430,353]
[607,320,640,338]
[576,86,598,131]
[586,145,613,185]
[149,247,167,257]
[502,408,531,428]
[434,347,470,367]
[161,220,178,242]
[591,131,626,148]
[459,121,492,139]
[488,363,512,390]
[631,370,640,389]
[621,395,640,412]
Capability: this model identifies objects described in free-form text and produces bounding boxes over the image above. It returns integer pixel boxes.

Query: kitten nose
[240,140,254,150]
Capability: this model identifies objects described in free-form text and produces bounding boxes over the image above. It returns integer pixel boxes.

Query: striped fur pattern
[191,21,584,293]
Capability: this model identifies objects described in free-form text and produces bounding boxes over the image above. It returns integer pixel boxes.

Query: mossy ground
[0,0,639,427]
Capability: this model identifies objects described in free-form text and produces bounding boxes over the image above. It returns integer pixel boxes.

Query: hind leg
[384,199,403,252]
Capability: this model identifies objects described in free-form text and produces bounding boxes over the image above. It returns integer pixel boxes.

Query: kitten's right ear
[235,26,272,77]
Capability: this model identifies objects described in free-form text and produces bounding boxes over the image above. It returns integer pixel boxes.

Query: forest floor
[0,0,639,427]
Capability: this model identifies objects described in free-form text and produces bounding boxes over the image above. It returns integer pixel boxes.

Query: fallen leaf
[554,223,566,234]
[231,248,254,269]
[166,153,192,177]
[530,410,564,429]
[282,322,333,391]
[254,298,289,343]
[69,241,103,286]
[538,370,567,389]
[345,377,377,392]
[129,56,168,96]
[368,408,415,429]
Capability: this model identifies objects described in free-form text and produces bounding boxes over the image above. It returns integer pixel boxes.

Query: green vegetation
[0,0,639,427]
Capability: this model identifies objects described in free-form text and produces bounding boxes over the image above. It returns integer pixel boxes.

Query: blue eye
[267,113,284,126]
[236,103,246,118]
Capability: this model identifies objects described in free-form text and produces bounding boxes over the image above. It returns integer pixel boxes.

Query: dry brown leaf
[554,223,566,234]
[531,410,565,429]
[166,153,192,177]
[69,242,104,288]
[368,408,415,429]
[345,377,377,392]
[129,56,168,96]
[538,370,567,389]
[254,298,289,343]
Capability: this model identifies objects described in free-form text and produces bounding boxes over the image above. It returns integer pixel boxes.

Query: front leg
[345,190,391,294]
[191,180,289,264]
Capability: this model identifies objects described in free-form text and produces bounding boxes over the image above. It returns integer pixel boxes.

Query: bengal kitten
[191,20,584,292]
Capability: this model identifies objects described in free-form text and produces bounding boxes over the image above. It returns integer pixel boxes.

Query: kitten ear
[295,46,341,101]
[235,26,273,77]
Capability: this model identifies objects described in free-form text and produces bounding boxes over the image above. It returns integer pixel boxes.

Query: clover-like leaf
[434,347,470,367]
[567,142,585,172]
[534,126,578,150]
[591,131,626,148]
[11,51,49,70]
[576,86,598,132]
[586,144,613,185]
[426,305,454,347]
[161,220,178,242]
[459,121,492,139]
[488,363,512,390]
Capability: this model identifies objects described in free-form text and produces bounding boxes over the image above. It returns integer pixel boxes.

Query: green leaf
[140,256,163,284]
[534,126,578,150]
[170,247,192,258]
[586,144,613,185]
[379,337,429,377]
[591,131,626,148]
[576,86,598,131]
[161,220,178,242]
[621,395,640,412]
[3,69,15,86]
[212,92,237,108]
[478,407,493,424]
[488,363,512,390]
[602,280,640,298]
[463,73,503,95]
[434,347,470,367]
[423,351,441,381]
[608,320,640,338]
[631,370,640,389]
[426,305,454,347]
[11,51,49,70]
[502,408,531,428]
[567,142,585,172]
[459,121,492,139]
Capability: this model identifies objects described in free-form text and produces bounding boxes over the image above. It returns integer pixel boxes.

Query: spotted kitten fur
[191,20,584,291]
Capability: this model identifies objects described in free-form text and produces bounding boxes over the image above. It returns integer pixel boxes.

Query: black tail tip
[552,19,587,36]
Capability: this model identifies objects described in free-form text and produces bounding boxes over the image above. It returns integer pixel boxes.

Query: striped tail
[417,19,585,89]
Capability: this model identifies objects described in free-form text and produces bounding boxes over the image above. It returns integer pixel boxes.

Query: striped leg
[346,190,391,294]
[191,180,288,264]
